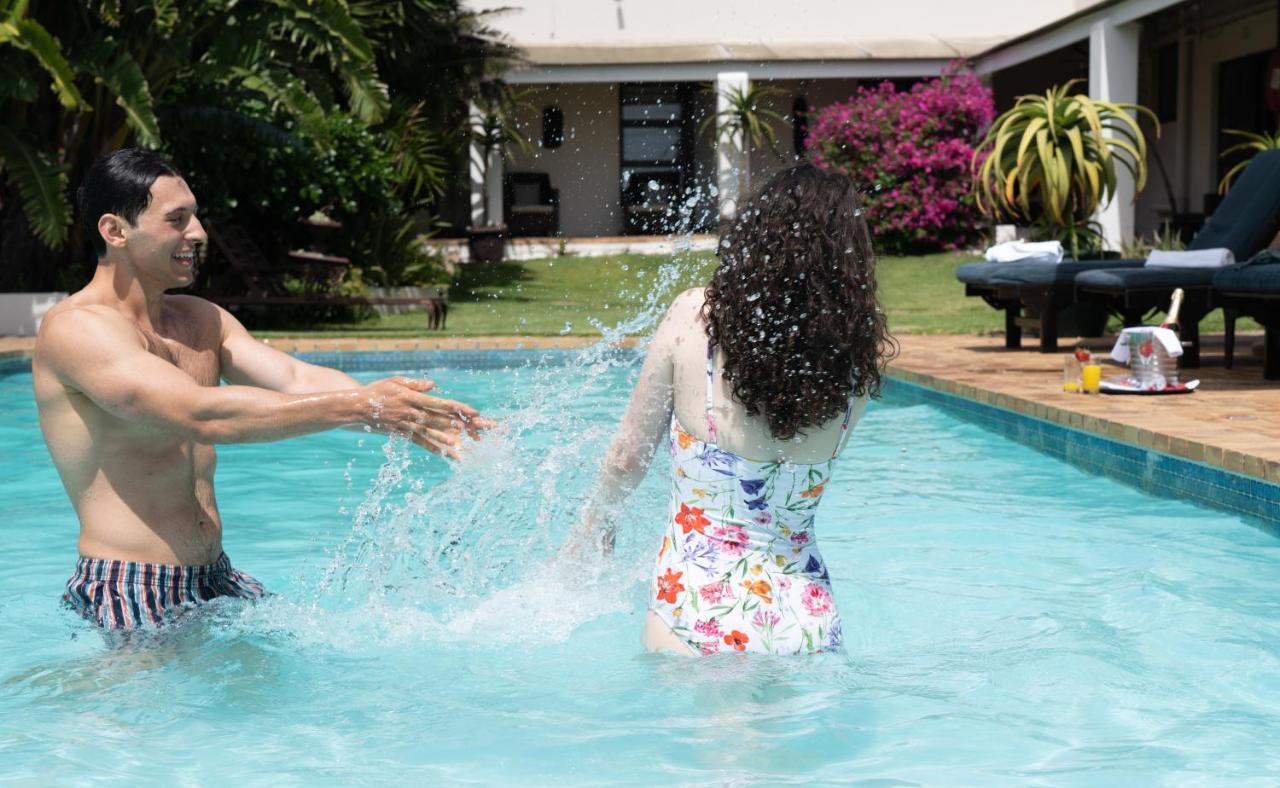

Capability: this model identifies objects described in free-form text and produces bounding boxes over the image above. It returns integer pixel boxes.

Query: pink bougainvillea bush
[806,63,995,254]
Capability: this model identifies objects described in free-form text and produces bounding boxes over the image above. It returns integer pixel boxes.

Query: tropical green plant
[1217,128,1280,194]
[0,0,513,293]
[972,79,1158,259]
[699,83,785,198]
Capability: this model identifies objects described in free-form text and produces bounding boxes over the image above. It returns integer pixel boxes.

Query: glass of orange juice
[1081,362,1102,394]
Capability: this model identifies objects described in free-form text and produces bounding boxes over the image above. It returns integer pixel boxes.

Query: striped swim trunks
[63,552,266,629]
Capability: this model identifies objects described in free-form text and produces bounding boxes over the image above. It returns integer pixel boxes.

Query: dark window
[619,83,699,232]
[1156,43,1178,122]
[792,96,810,156]
[542,106,564,148]
[1216,50,1272,188]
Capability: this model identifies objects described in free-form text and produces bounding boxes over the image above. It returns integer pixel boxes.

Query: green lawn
[254,251,1255,338]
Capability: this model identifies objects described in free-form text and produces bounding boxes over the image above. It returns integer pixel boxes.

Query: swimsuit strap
[705,342,717,443]
[831,396,857,460]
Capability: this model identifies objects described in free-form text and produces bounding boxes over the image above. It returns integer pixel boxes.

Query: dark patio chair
[1074,150,1280,368]
[1213,249,1280,379]
[957,149,1280,356]
[205,223,448,329]
[504,172,560,237]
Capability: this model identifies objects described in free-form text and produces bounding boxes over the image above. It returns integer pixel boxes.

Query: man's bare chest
[137,323,221,387]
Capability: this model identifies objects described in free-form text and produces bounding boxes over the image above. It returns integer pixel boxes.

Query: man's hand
[360,377,495,458]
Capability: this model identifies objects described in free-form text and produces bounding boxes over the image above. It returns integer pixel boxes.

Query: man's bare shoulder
[35,303,141,367]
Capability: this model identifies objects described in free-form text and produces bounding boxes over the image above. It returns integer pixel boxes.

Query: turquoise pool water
[2,351,1279,784]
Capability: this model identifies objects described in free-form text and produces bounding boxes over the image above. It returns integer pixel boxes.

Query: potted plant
[972,79,1158,261]
[1217,128,1280,193]
[700,83,785,219]
[467,91,529,263]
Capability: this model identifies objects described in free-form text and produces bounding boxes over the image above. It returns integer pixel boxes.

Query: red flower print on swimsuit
[656,568,685,605]
[710,525,748,556]
[675,503,710,535]
[801,582,833,616]
[724,630,750,651]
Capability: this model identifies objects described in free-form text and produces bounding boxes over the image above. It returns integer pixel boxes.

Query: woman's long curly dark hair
[702,163,897,441]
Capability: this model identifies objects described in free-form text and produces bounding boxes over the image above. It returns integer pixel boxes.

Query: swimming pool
[2,349,1278,783]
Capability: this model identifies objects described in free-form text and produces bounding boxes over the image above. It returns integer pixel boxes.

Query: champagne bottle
[1161,287,1184,335]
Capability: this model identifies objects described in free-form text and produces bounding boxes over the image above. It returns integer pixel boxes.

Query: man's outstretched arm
[212,300,491,444]
[37,308,473,456]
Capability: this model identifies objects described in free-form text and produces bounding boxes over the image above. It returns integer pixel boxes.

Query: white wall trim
[506,59,951,85]
[0,292,66,337]
[974,0,1185,73]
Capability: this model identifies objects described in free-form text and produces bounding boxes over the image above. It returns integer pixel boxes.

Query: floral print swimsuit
[649,345,855,656]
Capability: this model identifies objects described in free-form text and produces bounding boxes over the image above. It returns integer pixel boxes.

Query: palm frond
[75,41,162,147]
[0,17,86,110]
[0,126,72,247]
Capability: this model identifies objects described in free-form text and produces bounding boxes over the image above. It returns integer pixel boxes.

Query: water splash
[272,217,711,648]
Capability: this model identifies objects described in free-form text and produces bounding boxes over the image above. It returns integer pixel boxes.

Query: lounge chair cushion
[1212,262,1280,294]
[1188,150,1280,257]
[957,258,1144,287]
[1075,266,1220,293]
[956,261,1016,285]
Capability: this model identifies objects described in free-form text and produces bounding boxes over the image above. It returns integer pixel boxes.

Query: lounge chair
[1213,249,1280,379]
[504,172,560,237]
[1074,150,1280,367]
[956,257,1133,351]
[205,223,448,329]
[956,149,1280,355]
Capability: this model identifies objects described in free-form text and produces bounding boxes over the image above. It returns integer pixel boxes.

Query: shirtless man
[32,148,491,630]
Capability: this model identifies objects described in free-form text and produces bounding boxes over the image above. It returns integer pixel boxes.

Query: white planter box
[0,292,67,336]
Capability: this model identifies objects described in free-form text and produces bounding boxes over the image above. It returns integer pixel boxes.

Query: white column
[467,104,506,228]
[716,71,749,223]
[1089,20,1140,251]
[468,103,486,228]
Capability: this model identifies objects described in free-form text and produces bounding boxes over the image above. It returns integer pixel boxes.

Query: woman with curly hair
[572,163,896,655]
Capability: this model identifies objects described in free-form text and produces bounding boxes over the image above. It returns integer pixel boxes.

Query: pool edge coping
[883,366,1279,487]
[4,343,1277,506]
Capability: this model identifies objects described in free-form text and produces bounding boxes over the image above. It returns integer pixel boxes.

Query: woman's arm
[567,291,697,555]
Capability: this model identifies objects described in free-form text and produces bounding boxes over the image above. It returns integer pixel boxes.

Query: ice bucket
[1126,328,1179,387]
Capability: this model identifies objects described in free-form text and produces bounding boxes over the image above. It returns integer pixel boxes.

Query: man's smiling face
[120,175,207,290]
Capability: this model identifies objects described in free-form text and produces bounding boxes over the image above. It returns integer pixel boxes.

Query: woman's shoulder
[668,287,706,316]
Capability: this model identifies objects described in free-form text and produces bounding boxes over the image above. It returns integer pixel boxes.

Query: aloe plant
[1217,129,1280,194]
[972,80,1158,259]
[700,83,786,198]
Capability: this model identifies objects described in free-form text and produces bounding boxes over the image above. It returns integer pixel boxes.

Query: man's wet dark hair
[77,148,184,258]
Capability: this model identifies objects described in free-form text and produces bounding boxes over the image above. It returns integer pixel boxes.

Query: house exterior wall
[506,83,624,236]
[1133,2,1277,239]
[504,78,867,236]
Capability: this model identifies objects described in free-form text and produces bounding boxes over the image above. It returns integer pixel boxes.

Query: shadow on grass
[450,263,534,303]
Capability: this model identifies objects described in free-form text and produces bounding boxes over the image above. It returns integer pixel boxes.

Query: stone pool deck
[886,332,1280,488]
[3,331,1277,487]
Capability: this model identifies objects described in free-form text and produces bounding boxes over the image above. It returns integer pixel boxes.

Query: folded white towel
[1110,326,1184,363]
[984,240,1065,264]
[1144,248,1235,268]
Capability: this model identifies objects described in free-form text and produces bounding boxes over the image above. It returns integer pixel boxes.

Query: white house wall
[507,84,624,236]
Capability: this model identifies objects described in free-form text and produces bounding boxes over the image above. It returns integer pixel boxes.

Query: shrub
[806,63,994,254]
